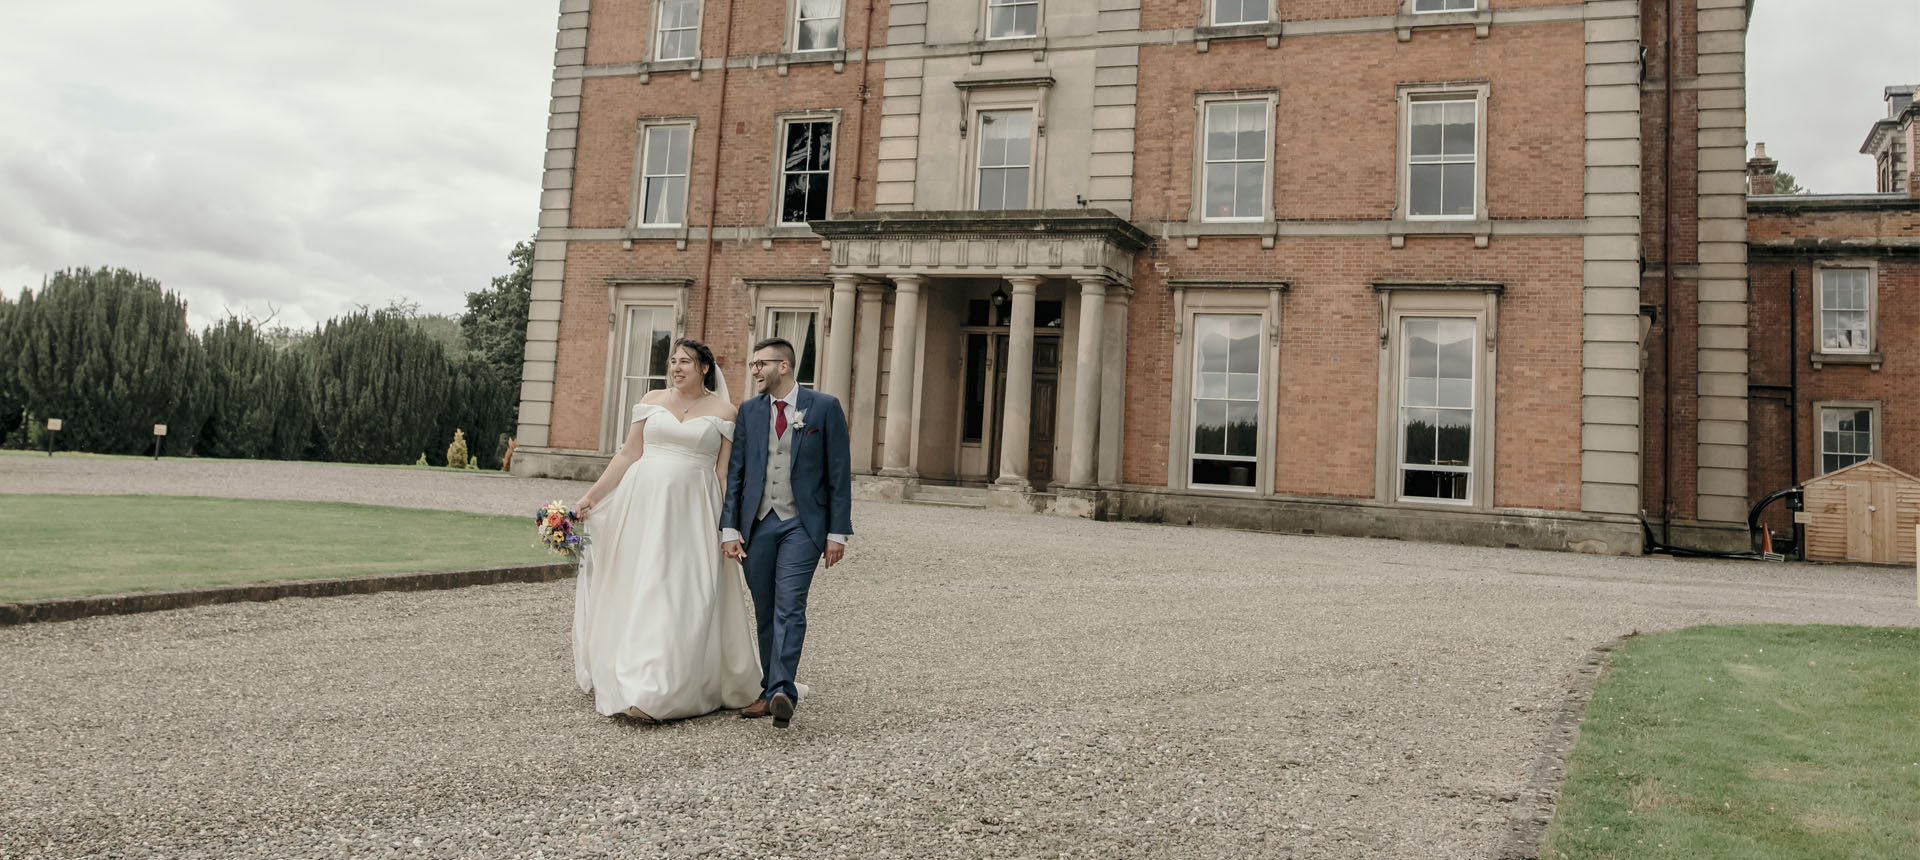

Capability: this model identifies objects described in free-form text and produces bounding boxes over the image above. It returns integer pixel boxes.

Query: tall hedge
[0,292,22,444]
[5,262,525,466]
[302,309,455,464]
[6,269,209,454]
[200,318,311,460]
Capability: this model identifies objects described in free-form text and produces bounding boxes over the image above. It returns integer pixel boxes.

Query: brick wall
[1122,236,1583,510]
[540,0,1710,533]
[1637,0,1714,528]
[1747,202,1920,539]
[1129,22,1585,223]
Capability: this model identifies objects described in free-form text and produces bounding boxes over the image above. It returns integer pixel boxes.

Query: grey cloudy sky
[1747,0,1919,194]
[0,2,1912,330]
[0,1,553,329]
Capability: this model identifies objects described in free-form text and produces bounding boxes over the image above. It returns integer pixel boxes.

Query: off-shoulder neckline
[634,402,735,426]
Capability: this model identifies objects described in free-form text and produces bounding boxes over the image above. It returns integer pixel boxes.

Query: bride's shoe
[624,707,662,724]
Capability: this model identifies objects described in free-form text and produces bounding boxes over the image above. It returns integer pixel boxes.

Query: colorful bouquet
[535,500,589,560]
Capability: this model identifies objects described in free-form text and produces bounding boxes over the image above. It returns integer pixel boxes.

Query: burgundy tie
[775,400,788,438]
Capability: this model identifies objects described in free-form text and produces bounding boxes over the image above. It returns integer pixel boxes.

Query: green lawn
[0,448,511,475]
[1546,625,1920,859]
[0,495,552,602]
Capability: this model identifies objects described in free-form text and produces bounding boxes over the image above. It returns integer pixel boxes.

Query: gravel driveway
[3,455,1916,858]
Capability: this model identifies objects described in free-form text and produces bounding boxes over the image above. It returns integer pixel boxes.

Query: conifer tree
[302,308,454,464]
[0,292,22,445]
[9,269,208,454]
[200,318,299,459]
[446,427,470,469]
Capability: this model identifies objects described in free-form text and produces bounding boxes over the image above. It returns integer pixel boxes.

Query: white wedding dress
[572,403,763,719]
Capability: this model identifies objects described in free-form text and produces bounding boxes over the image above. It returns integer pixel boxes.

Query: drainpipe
[1787,267,1798,484]
[1789,265,1804,557]
[850,0,877,206]
[696,0,738,341]
[1659,0,1676,546]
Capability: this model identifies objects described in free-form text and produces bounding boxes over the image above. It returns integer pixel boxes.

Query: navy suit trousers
[744,510,818,701]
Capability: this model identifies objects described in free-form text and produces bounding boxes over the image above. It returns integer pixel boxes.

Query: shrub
[446,428,470,470]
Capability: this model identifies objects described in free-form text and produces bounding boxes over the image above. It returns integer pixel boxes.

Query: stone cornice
[1748,195,1920,213]
[603,274,695,288]
[1166,279,1290,292]
[810,209,1153,252]
[742,276,833,288]
[1748,239,1920,257]
[1371,280,1506,294]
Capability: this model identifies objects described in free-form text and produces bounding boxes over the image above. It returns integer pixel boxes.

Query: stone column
[1066,276,1109,487]
[850,283,884,473]
[1097,287,1131,487]
[995,276,1041,488]
[825,274,859,403]
[879,274,923,476]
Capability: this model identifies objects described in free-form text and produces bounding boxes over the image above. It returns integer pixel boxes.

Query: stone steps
[906,484,990,508]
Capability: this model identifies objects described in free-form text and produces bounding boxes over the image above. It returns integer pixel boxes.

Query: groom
[721,337,853,729]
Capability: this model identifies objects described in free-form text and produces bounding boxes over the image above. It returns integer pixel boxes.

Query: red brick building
[513,0,1762,555]
[1743,86,1920,548]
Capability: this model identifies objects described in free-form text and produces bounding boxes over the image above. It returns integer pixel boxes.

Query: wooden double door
[963,331,1060,489]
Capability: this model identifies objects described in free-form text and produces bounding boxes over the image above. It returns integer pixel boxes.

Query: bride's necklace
[668,389,708,416]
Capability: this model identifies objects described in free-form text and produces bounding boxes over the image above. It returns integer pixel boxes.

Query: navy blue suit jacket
[721,387,854,552]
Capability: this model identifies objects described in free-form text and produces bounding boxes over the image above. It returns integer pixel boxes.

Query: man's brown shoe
[740,698,770,719]
[769,692,794,728]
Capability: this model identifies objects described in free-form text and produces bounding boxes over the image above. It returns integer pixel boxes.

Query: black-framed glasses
[748,359,789,370]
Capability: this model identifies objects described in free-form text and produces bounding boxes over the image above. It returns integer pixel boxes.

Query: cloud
[0,0,551,328]
[5,0,1911,331]
[1748,0,1920,194]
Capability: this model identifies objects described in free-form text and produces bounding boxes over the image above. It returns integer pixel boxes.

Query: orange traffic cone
[1761,529,1774,555]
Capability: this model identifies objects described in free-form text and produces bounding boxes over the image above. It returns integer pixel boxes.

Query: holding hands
[718,537,842,568]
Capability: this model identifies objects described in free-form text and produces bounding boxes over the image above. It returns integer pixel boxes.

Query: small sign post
[153,424,167,461]
[45,418,62,457]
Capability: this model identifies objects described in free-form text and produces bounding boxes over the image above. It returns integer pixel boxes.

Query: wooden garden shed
[1800,460,1920,564]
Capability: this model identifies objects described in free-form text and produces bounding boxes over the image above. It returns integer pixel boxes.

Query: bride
[570,338,762,721]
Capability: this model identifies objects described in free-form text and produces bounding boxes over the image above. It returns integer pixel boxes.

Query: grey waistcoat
[755,403,799,522]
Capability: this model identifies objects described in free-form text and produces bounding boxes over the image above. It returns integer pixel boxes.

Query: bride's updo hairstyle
[672,338,720,392]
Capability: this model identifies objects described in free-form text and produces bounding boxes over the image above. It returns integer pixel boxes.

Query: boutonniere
[789,409,807,431]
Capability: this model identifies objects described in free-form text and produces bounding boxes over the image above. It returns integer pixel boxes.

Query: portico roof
[809,209,1151,286]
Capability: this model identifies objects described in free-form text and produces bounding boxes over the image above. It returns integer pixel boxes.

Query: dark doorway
[985,334,1059,489]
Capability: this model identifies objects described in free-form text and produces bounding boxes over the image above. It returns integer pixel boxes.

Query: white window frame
[789,0,844,53]
[633,119,695,227]
[1210,0,1269,26]
[772,113,840,227]
[745,280,832,391]
[1394,317,1478,505]
[766,309,823,388]
[1193,92,1277,224]
[1815,402,1881,475]
[1410,0,1477,12]
[984,0,1040,40]
[653,0,703,62]
[1374,286,1499,508]
[1395,83,1490,223]
[972,107,1036,211]
[1814,262,1877,357]
[1187,314,1264,491]
[600,279,692,452]
[1165,284,1283,495]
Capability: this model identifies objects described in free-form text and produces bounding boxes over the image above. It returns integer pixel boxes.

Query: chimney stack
[1747,142,1778,195]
